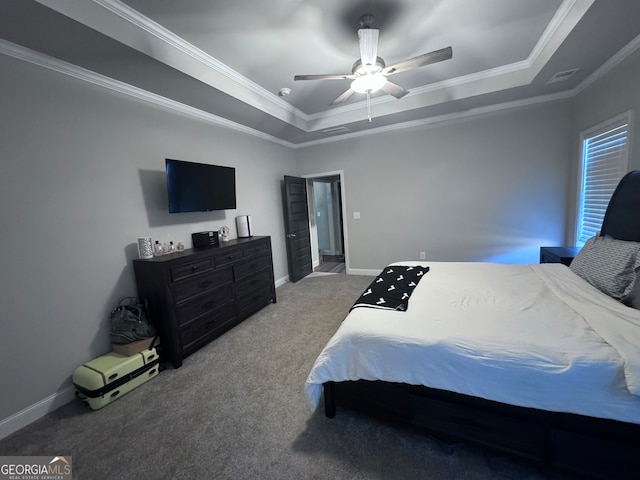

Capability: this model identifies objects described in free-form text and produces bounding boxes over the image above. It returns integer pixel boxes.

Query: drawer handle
[199,281,212,289]
[227,255,236,260]
[201,301,215,310]
[191,265,199,271]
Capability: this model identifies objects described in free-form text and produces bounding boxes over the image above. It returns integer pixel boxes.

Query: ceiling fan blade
[294,74,354,81]
[331,88,356,105]
[358,28,379,68]
[383,46,452,76]
[381,80,409,99]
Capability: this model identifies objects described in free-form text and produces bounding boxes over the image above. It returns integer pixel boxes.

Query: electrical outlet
[419,252,426,260]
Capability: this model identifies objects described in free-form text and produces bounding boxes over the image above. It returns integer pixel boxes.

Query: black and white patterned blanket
[351,265,429,312]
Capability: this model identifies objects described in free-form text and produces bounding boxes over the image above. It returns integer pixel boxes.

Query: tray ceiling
[1,0,640,146]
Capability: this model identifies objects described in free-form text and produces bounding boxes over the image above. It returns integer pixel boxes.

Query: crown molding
[92,0,310,119]
[574,32,640,94]
[0,39,295,149]
[3,31,636,151]
[528,0,582,63]
[35,0,310,129]
[294,90,575,149]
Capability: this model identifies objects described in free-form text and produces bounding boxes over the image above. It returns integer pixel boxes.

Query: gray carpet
[0,274,552,480]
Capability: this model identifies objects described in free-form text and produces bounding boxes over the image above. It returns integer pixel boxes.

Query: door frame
[303,170,350,274]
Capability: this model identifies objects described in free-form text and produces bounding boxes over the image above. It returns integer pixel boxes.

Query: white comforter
[305,262,640,424]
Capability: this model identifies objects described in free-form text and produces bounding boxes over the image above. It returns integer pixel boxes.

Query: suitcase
[72,348,159,410]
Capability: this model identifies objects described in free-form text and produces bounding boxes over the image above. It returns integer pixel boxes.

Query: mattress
[305,261,640,424]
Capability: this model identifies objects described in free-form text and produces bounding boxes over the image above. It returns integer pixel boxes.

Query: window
[576,111,632,246]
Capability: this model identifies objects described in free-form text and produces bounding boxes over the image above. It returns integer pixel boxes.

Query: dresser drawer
[180,303,237,353]
[172,268,233,303]
[176,284,234,325]
[214,248,244,268]
[234,254,271,281]
[237,285,275,318]
[235,268,272,297]
[243,239,270,258]
[170,257,213,283]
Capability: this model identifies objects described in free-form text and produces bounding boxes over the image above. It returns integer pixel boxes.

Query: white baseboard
[275,275,289,288]
[0,386,76,440]
[346,268,379,276]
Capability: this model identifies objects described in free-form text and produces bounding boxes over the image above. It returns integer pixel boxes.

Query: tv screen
[166,159,236,213]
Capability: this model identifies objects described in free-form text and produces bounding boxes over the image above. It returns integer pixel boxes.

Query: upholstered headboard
[600,170,640,242]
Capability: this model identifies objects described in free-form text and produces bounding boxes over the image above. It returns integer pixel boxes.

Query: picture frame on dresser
[133,236,276,368]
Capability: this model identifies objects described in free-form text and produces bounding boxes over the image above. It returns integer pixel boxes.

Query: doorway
[282,175,313,282]
[304,171,348,274]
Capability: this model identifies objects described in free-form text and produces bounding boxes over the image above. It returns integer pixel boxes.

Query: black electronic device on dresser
[133,236,276,368]
[192,230,219,248]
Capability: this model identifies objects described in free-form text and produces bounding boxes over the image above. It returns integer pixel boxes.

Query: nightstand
[539,246,581,266]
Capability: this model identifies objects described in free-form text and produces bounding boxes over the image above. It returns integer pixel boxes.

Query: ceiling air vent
[547,68,580,84]
[322,126,350,136]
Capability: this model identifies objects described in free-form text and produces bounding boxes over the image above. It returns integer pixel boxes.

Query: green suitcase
[72,348,159,410]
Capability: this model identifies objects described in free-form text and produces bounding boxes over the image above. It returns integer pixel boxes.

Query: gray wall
[297,102,573,271]
[573,48,640,170]
[0,54,297,423]
[567,48,640,241]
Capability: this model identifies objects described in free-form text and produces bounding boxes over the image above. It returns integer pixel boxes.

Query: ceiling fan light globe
[351,74,387,94]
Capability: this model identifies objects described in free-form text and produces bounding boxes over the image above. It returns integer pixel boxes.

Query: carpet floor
[0,274,553,480]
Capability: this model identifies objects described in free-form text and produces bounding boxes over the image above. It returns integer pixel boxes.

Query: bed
[305,170,640,479]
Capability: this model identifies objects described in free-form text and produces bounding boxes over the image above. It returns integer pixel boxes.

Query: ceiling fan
[294,13,453,121]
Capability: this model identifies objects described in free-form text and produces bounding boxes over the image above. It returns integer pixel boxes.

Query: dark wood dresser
[133,236,276,368]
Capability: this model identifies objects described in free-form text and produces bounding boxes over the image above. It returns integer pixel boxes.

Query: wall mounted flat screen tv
[166,159,236,213]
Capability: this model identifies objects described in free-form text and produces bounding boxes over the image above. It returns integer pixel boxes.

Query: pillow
[570,235,640,300]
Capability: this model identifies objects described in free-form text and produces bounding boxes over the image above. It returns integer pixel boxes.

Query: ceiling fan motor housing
[352,57,386,76]
[358,13,375,28]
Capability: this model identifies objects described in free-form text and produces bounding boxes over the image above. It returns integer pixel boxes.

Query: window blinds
[577,115,630,246]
